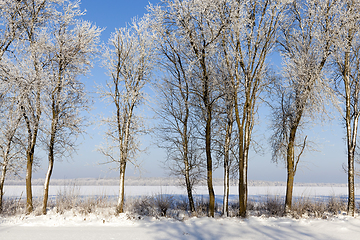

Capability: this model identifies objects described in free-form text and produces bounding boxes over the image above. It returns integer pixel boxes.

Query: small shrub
[195,197,209,217]
[127,196,155,216]
[174,196,189,211]
[1,197,24,216]
[264,195,284,216]
[326,196,346,214]
[154,194,174,216]
[291,197,326,218]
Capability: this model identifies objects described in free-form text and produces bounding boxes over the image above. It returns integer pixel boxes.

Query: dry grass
[0,186,354,220]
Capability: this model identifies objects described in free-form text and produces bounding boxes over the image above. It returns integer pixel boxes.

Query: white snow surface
[1,183,360,239]
[1,212,360,240]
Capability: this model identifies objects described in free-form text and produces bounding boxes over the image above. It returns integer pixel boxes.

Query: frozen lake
[3,185,357,203]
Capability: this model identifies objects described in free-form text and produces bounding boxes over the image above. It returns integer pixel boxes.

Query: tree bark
[285,149,294,213]
[184,165,195,213]
[223,149,230,217]
[0,156,8,213]
[238,89,251,218]
[26,150,34,214]
[183,126,195,213]
[343,26,357,216]
[206,109,215,217]
[347,151,355,216]
[116,161,126,214]
[223,114,233,217]
[42,153,54,215]
[344,55,356,216]
[43,122,56,215]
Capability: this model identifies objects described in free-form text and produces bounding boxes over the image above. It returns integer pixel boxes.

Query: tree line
[0,0,360,218]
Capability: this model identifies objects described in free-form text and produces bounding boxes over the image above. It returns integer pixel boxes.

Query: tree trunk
[42,149,54,215]
[347,151,355,216]
[223,156,229,217]
[116,161,126,214]
[184,160,195,213]
[236,104,246,217]
[345,76,356,216]
[344,41,356,216]
[26,151,34,214]
[223,117,232,217]
[285,156,294,213]
[0,157,8,213]
[239,149,247,217]
[284,120,300,213]
[206,113,215,217]
[239,95,250,218]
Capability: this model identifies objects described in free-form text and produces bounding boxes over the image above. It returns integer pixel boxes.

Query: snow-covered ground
[1,212,360,239]
[1,183,360,239]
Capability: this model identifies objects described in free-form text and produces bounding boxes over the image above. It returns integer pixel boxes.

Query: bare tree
[155,77,203,213]
[41,0,101,215]
[272,0,339,213]
[332,0,360,217]
[152,19,202,214]
[99,18,153,214]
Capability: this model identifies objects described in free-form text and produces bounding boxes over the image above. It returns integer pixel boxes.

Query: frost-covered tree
[220,0,288,217]
[99,18,153,214]
[41,0,101,215]
[332,0,360,217]
[272,0,340,213]
[16,0,59,214]
[150,0,229,217]
[0,0,27,212]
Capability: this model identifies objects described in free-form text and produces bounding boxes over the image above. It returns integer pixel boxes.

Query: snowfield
[1,212,360,240]
[1,182,360,239]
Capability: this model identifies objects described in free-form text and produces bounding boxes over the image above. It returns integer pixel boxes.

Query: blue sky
[33,0,350,183]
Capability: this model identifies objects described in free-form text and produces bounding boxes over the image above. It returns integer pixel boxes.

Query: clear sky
[32,0,350,184]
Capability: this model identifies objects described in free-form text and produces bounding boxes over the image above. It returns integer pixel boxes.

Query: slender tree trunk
[0,156,8,213]
[184,166,195,213]
[42,142,55,215]
[284,118,301,213]
[345,71,356,216]
[238,91,250,218]
[182,96,195,213]
[347,150,355,216]
[223,155,229,217]
[183,135,195,213]
[239,144,248,217]
[343,30,356,216]
[234,98,245,217]
[285,148,294,213]
[26,150,34,214]
[223,117,232,217]
[116,161,126,214]
[206,111,215,217]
